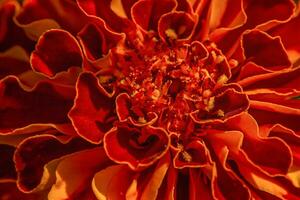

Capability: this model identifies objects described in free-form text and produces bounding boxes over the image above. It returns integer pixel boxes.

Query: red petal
[0,77,75,134]
[68,72,115,144]
[189,168,213,200]
[210,0,294,57]
[0,144,16,180]
[242,30,291,70]
[48,147,109,200]
[31,29,82,77]
[246,89,300,110]
[262,124,300,166]
[0,181,44,200]
[78,19,124,62]
[249,99,300,132]
[0,46,31,79]
[209,0,246,30]
[234,150,300,199]
[208,145,251,200]
[244,0,295,28]
[92,165,135,199]
[131,0,176,31]
[269,14,300,64]
[225,112,293,175]
[158,11,196,42]
[104,124,170,170]
[77,0,133,32]
[176,0,193,13]
[191,88,249,124]
[242,134,292,175]
[116,93,158,126]
[14,135,93,192]
[235,62,271,81]
[16,0,88,35]
[173,140,212,168]
[0,1,35,51]
[239,66,300,92]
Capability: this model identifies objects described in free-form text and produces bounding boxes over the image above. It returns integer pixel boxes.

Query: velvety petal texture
[1,0,300,199]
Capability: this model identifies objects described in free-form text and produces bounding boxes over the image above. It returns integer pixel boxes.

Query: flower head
[1,0,300,199]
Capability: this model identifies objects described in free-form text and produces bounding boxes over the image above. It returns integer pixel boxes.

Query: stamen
[229,59,239,68]
[217,74,228,86]
[217,109,225,117]
[216,55,225,64]
[165,29,178,40]
[182,151,192,162]
[151,89,161,100]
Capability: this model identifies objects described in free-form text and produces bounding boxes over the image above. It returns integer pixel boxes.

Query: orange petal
[48,147,108,200]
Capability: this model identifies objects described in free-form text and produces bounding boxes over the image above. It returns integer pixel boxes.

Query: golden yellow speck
[217,109,225,117]
[182,151,192,162]
[206,97,215,111]
[216,55,225,64]
[165,29,178,40]
[151,89,161,100]
[202,89,212,98]
[138,117,147,123]
[217,74,228,85]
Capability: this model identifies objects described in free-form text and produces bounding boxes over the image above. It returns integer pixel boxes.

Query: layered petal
[31,29,83,77]
[242,30,291,70]
[104,124,170,170]
[69,72,116,143]
[14,134,93,192]
[0,76,75,135]
[48,147,109,200]
[16,0,89,36]
[77,0,133,32]
[131,0,177,31]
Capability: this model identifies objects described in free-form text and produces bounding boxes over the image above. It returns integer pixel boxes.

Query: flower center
[113,33,231,131]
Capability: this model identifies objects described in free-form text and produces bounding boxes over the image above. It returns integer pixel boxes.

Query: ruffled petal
[0,46,31,79]
[116,93,158,126]
[173,140,212,168]
[210,0,295,56]
[0,144,16,180]
[77,19,124,62]
[0,76,75,135]
[0,180,45,200]
[31,29,82,77]
[191,88,249,124]
[209,0,246,30]
[92,153,170,200]
[158,11,196,42]
[208,144,251,200]
[16,0,88,36]
[0,1,35,51]
[242,30,291,70]
[48,147,108,200]
[77,0,133,32]
[269,13,300,64]
[104,124,170,170]
[225,112,293,175]
[131,0,177,31]
[14,134,93,192]
[68,72,115,143]
[239,66,300,92]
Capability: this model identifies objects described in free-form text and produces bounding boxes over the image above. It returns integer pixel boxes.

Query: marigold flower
[1,0,300,199]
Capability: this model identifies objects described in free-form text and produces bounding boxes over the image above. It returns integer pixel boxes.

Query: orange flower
[1,0,300,199]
